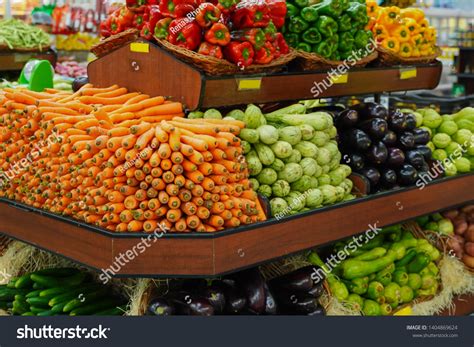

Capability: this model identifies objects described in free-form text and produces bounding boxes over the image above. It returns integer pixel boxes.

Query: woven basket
[296,49,378,71]
[0,235,11,256]
[90,29,140,58]
[376,45,442,66]
[156,38,297,76]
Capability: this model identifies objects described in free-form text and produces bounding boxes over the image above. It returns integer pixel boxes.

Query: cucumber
[0,288,29,301]
[30,306,48,314]
[39,287,73,298]
[70,298,124,316]
[7,278,18,288]
[27,296,51,307]
[14,294,26,302]
[33,283,45,290]
[12,301,29,315]
[26,289,43,298]
[30,272,86,288]
[48,284,103,306]
[33,268,79,277]
[94,305,126,316]
[51,301,69,313]
[21,312,36,316]
[63,288,108,313]
[15,274,33,289]
[36,310,55,316]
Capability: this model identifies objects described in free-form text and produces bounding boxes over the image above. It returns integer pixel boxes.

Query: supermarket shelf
[424,8,474,18]
[439,294,474,316]
[87,40,442,111]
[0,174,472,277]
[0,49,57,71]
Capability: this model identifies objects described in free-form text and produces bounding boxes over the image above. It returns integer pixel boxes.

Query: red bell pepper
[126,0,147,12]
[148,5,162,33]
[204,23,231,46]
[119,6,135,27]
[232,0,270,29]
[198,42,223,58]
[159,0,198,18]
[266,0,286,29]
[100,19,112,38]
[133,11,149,30]
[154,17,172,40]
[232,28,266,49]
[263,21,277,42]
[195,3,221,28]
[140,22,154,40]
[272,32,289,57]
[217,0,236,14]
[168,19,202,50]
[254,41,275,64]
[109,14,125,34]
[224,41,254,67]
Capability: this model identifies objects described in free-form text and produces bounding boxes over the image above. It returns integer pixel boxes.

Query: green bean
[0,19,50,50]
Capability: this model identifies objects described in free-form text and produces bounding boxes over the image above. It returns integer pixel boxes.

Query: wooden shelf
[0,49,57,71]
[87,40,442,111]
[439,294,474,316]
[0,174,472,277]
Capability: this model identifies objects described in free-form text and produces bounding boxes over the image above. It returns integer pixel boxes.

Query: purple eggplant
[412,128,431,145]
[342,152,365,171]
[200,284,226,314]
[147,298,175,316]
[415,145,432,161]
[389,111,407,133]
[397,164,418,186]
[335,109,359,128]
[169,292,215,316]
[380,168,397,188]
[307,307,326,316]
[386,147,406,167]
[225,286,247,314]
[232,268,266,314]
[307,283,325,298]
[263,283,278,315]
[405,150,426,170]
[397,131,415,150]
[343,129,372,151]
[382,130,397,146]
[275,291,320,315]
[270,266,321,292]
[358,167,381,189]
[358,118,388,140]
[72,77,89,92]
[404,113,417,130]
[352,103,388,121]
[366,142,388,165]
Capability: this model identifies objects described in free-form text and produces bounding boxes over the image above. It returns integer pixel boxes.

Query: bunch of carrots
[0,84,266,233]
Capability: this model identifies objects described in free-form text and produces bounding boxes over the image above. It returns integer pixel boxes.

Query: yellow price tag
[330,73,348,84]
[393,306,413,316]
[400,67,417,80]
[237,78,262,91]
[130,42,150,53]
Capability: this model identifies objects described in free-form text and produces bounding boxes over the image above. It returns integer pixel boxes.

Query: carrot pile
[0,84,266,233]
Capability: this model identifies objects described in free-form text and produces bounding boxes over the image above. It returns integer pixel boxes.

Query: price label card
[400,67,417,80]
[130,42,150,53]
[330,73,349,84]
[237,78,262,91]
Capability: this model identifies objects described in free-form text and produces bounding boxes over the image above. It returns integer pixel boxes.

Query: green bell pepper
[327,34,339,53]
[312,40,332,58]
[288,17,309,34]
[301,27,322,44]
[286,3,300,18]
[301,6,319,22]
[346,2,368,25]
[316,15,338,37]
[338,31,354,53]
[340,0,350,11]
[294,0,309,8]
[338,14,352,32]
[354,29,369,49]
[313,0,343,17]
[296,42,312,52]
[284,32,300,48]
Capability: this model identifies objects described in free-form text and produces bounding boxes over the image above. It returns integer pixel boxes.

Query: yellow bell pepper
[381,37,400,53]
[419,19,430,31]
[399,42,413,57]
[411,46,421,57]
[404,18,420,35]
[410,34,422,46]
[366,0,379,17]
[400,8,425,22]
[373,23,389,39]
[383,6,401,26]
[391,26,410,42]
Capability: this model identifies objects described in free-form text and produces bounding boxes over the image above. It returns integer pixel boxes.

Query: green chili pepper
[301,27,322,44]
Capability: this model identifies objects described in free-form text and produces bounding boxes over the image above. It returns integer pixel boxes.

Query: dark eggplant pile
[147,266,326,316]
[337,103,434,193]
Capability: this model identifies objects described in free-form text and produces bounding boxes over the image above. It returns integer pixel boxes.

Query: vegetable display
[367,3,437,58]
[0,85,265,233]
[147,266,325,315]
[99,0,290,68]
[198,103,355,217]
[417,205,474,270]
[309,225,442,315]
[0,267,125,316]
[0,19,51,51]
[417,107,473,176]
[337,102,434,193]
[283,0,374,61]
[55,61,88,79]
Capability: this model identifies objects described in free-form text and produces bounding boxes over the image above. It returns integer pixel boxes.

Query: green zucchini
[30,272,86,288]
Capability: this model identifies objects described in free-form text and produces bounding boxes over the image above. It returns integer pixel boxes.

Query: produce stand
[88,40,443,110]
[0,174,472,277]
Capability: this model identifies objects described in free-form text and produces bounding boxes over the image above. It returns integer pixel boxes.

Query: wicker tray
[376,45,441,66]
[90,29,140,58]
[156,38,296,76]
[296,49,378,71]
